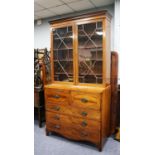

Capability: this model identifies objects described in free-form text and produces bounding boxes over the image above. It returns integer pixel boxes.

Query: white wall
[114,0,120,52]
[34,18,50,50]
[114,0,120,81]
[34,4,115,51]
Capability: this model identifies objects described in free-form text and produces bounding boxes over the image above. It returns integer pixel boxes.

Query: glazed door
[52,25,74,82]
[77,21,103,84]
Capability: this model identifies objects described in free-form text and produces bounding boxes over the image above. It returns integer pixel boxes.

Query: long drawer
[46,111,100,131]
[46,104,100,121]
[46,118,100,143]
[46,122,100,144]
[71,91,101,110]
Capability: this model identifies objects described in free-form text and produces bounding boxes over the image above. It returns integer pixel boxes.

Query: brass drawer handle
[81,121,87,127]
[81,111,87,116]
[81,98,88,103]
[80,132,88,137]
[53,115,60,120]
[52,106,60,111]
[52,95,60,99]
[53,125,60,129]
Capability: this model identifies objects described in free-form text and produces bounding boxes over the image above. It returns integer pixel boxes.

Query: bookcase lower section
[44,84,111,151]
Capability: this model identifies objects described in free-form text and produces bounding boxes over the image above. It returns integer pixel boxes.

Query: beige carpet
[34,121,120,155]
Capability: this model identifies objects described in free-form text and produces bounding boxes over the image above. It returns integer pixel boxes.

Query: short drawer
[71,128,100,144]
[71,116,100,132]
[71,107,100,121]
[46,104,71,115]
[46,111,71,124]
[46,122,66,133]
[71,91,101,110]
[45,88,69,104]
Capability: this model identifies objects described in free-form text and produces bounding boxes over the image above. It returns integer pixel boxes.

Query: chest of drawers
[44,84,111,151]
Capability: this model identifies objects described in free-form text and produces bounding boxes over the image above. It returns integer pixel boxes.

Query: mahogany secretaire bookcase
[44,10,112,151]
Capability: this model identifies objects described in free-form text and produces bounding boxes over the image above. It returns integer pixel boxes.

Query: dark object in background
[42,48,51,84]
[110,51,120,135]
[115,84,120,141]
[34,86,44,127]
[34,48,51,127]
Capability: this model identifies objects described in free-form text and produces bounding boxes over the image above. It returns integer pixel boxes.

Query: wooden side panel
[101,85,111,138]
[50,30,54,83]
[110,51,119,134]
[73,23,78,85]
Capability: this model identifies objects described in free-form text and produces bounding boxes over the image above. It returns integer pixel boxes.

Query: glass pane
[53,26,73,82]
[78,22,103,84]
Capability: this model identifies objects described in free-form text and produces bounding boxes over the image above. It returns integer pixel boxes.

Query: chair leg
[38,107,42,128]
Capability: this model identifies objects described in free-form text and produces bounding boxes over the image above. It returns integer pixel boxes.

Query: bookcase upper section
[49,10,111,86]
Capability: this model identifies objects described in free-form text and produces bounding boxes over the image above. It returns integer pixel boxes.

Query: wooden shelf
[54,47,102,51]
[79,59,102,61]
[55,72,73,75]
[78,47,102,50]
[54,36,73,40]
[54,48,73,51]
[78,34,102,38]
[79,73,102,76]
[54,59,73,62]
